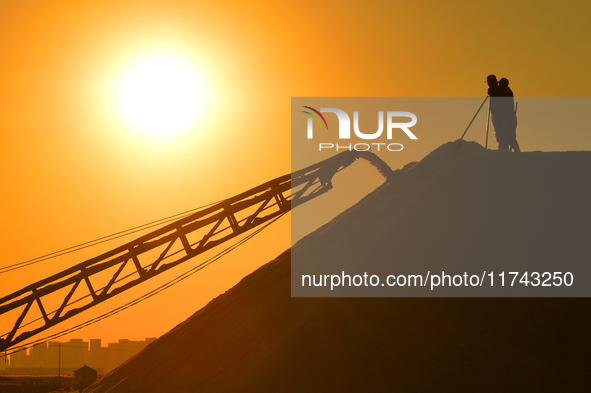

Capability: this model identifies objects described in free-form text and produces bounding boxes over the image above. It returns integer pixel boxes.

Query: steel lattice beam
[0,151,392,351]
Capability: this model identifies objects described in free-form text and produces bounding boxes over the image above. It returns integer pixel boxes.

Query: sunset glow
[1,0,589,347]
[118,56,205,136]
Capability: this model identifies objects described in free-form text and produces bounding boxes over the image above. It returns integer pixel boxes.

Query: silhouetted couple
[486,75,520,152]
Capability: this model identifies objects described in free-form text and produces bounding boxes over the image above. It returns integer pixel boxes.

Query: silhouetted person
[487,74,508,150]
[498,78,520,152]
[487,74,500,96]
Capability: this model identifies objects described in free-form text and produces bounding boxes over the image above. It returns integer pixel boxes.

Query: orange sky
[1,0,590,347]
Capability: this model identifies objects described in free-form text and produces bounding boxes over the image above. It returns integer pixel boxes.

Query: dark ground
[0,375,78,393]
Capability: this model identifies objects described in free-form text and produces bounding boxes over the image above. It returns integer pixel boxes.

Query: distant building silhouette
[2,337,157,375]
[75,364,98,392]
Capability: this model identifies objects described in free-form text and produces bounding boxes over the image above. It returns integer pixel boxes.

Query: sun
[118,56,205,136]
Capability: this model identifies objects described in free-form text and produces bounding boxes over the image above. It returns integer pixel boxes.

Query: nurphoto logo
[302,106,417,152]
